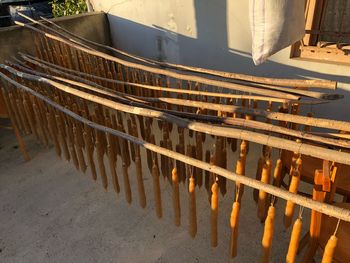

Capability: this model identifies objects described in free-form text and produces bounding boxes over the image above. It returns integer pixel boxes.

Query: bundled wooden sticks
[2,15,350,262]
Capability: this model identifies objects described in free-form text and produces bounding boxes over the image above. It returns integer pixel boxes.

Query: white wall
[90,0,350,121]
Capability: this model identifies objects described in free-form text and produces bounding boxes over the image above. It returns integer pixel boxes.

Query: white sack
[249,0,305,65]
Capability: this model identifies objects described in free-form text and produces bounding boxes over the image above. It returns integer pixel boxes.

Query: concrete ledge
[0,11,111,64]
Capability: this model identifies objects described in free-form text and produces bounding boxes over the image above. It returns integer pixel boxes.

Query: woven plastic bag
[249,0,305,65]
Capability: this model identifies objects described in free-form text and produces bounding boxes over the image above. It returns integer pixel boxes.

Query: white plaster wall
[89,0,350,121]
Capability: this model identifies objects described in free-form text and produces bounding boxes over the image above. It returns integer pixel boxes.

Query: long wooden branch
[36,15,337,90]
[2,65,350,165]
[1,71,349,222]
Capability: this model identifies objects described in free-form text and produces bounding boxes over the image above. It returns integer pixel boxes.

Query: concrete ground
[0,118,321,263]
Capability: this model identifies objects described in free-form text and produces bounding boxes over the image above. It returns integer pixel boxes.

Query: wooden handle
[258,160,272,221]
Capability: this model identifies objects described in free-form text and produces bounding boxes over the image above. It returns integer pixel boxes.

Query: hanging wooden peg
[56,113,70,162]
[258,158,272,222]
[195,131,203,187]
[83,126,97,181]
[93,115,108,190]
[175,127,186,183]
[152,157,162,219]
[66,118,79,171]
[284,157,302,228]
[73,125,87,173]
[106,128,120,195]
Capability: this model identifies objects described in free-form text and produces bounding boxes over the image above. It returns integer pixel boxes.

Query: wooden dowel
[1,88,30,161]
[235,157,246,203]
[127,119,136,162]
[46,111,61,157]
[23,95,39,140]
[118,117,132,202]
[83,128,97,180]
[56,113,70,161]
[33,101,48,146]
[284,157,302,228]
[135,153,146,208]
[95,134,108,189]
[145,119,153,172]
[73,125,87,173]
[122,162,132,204]
[204,150,211,192]
[107,132,120,194]
[8,92,24,132]
[176,127,186,183]
[152,160,162,218]
[66,121,79,171]
[258,159,272,221]
[215,137,227,196]
[111,114,121,157]
[272,158,283,188]
[16,97,30,134]
[254,156,264,203]
[195,132,203,187]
